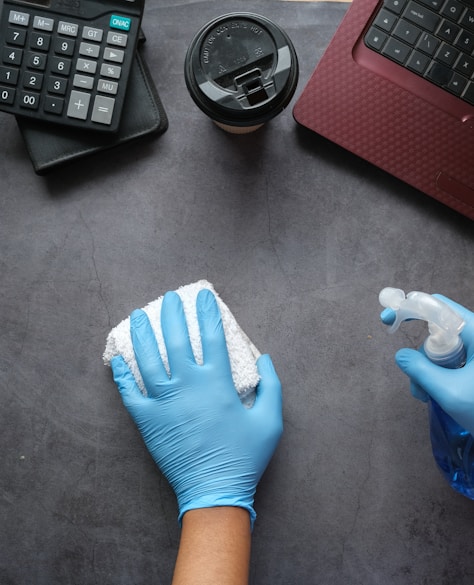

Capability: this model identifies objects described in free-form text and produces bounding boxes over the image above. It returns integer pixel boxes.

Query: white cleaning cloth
[103,280,261,399]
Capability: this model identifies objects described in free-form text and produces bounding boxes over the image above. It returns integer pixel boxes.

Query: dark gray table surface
[2,1,474,584]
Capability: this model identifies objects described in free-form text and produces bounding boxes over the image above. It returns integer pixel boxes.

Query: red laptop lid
[293,0,474,220]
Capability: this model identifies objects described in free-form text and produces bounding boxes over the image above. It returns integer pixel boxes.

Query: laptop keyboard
[365,0,474,105]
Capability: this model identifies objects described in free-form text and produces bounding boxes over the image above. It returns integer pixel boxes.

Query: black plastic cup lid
[184,13,299,127]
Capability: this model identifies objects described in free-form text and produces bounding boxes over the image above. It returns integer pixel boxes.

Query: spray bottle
[379,287,474,499]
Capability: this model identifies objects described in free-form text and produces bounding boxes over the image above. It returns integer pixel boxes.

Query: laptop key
[406,49,430,72]
[462,81,474,105]
[425,61,453,86]
[416,32,439,55]
[437,19,461,43]
[435,42,459,66]
[440,0,465,22]
[393,19,422,44]
[382,37,412,62]
[365,27,389,50]
[459,8,474,32]
[384,0,408,15]
[448,72,468,95]
[416,0,443,10]
[455,29,474,52]
[374,8,399,31]
[454,52,474,77]
[404,1,441,32]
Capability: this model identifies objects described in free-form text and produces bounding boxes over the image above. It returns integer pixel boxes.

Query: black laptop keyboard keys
[365,0,474,105]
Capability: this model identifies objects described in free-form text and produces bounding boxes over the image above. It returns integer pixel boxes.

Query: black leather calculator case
[16,40,168,175]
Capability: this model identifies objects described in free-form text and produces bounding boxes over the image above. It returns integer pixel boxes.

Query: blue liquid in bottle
[379,287,474,499]
[427,343,474,498]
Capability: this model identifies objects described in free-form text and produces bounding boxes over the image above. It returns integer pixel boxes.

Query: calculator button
[3,47,23,66]
[0,86,15,104]
[0,67,19,85]
[6,28,27,46]
[54,38,75,56]
[30,32,51,52]
[67,90,90,119]
[8,11,30,27]
[28,53,47,70]
[47,76,67,94]
[58,22,79,37]
[23,71,44,90]
[44,95,64,115]
[107,31,128,47]
[97,78,118,94]
[33,16,54,32]
[20,91,40,109]
[51,56,71,75]
[110,15,132,32]
[104,47,124,63]
[100,63,121,79]
[0,4,142,132]
[79,42,100,59]
[83,27,103,42]
[91,94,114,125]
[76,58,97,74]
[73,73,94,90]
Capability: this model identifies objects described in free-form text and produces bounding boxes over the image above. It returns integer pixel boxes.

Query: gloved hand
[381,294,474,434]
[111,289,283,527]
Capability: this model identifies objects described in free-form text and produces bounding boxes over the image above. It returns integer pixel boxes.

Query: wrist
[178,494,256,530]
[181,506,252,529]
[172,507,251,585]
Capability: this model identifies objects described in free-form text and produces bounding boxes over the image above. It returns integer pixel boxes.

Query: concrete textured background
[1,1,474,584]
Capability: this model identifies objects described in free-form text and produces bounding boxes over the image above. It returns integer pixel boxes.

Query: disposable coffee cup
[184,13,299,134]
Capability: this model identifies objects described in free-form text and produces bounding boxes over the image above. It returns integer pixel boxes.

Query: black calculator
[0,0,145,133]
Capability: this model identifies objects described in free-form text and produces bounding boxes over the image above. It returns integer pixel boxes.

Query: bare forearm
[171,507,252,585]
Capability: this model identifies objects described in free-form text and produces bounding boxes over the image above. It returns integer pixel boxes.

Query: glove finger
[252,355,283,429]
[196,289,232,373]
[409,380,429,402]
[407,344,430,402]
[395,348,454,407]
[111,355,147,410]
[161,291,196,376]
[380,307,396,326]
[380,308,416,326]
[130,309,169,397]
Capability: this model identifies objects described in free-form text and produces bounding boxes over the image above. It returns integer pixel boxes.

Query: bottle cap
[379,287,466,364]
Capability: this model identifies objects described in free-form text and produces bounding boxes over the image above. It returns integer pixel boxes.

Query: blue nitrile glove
[381,295,474,434]
[111,289,283,528]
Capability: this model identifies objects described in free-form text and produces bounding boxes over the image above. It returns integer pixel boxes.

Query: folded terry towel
[103,280,261,402]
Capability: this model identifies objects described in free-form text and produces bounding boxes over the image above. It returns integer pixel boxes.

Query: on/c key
[110,15,131,31]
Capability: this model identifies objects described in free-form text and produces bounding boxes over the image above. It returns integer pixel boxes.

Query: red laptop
[293,0,474,220]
